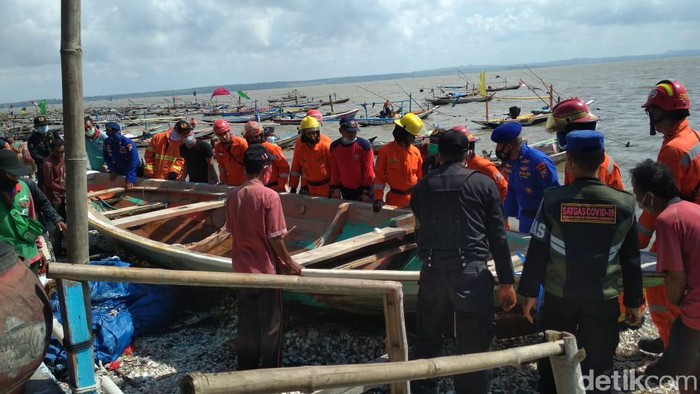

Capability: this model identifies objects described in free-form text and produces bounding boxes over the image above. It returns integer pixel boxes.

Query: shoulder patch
[330,139,341,150]
[357,138,372,151]
[560,203,617,224]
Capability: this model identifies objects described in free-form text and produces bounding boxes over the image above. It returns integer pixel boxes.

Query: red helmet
[213,119,230,135]
[306,109,323,123]
[641,80,691,111]
[449,126,479,142]
[546,98,599,132]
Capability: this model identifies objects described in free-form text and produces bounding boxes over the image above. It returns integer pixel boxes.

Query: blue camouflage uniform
[103,124,139,184]
[492,123,559,233]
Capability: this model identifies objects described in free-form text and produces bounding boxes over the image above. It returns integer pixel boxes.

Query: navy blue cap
[339,118,360,132]
[566,130,604,154]
[490,122,522,143]
[438,129,469,155]
[244,144,277,171]
[105,122,121,132]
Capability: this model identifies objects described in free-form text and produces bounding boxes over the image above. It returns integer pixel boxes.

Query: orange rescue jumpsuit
[564,152,624,190]
[373,141,423,207]
[214,136,248,186]
[262,141,290,192]
[143,130,185,180]
[640,119,700,347]
[468,155,508,201]
[289,134,332,197]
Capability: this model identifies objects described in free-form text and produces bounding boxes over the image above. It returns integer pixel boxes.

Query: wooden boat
[274,134,299,149]
[470,112,549,129]
[356,107,437,127]
[425,94,491,105]
[273,108,360,125]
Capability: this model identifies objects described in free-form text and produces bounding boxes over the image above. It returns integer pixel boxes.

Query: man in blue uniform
[103,122,139,190]
[410,130,516,394]
[491,123,559,232]
[519,131,643,393]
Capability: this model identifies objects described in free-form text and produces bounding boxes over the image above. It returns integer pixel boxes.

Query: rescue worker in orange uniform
[290,109,325,193]
[545,98,623,189]
[288,116,332,197]
[242,121,290,192]
[637,80,700,355]
[213,119,248,186]
[373,113,424,211]
[143,119,190,180]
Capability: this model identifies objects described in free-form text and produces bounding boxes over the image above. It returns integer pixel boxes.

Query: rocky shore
[50,232,675,394]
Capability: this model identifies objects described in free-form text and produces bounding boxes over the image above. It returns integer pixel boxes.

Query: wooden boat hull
[471,113,549,129]
[425,95,490,105]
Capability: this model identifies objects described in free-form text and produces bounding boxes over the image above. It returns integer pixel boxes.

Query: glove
[373,200,385,213]
[167,172,178,181]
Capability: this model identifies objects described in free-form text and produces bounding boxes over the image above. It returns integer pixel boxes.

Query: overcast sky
[1,0,699,103]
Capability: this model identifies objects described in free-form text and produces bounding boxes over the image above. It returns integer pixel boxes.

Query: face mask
[85,127,94,137]
[341,136,357,145]
[37,125,49,134]
[556,132,568,151]
[427,143,439,156]
[637,193,654,212]
[495,146,511,161]
[184,135,196,146]
[262,165,272,185]
[301,132,319,145]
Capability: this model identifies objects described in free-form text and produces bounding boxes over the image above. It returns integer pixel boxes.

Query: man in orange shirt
[144,119,190,180]
[213,119,248,186]
[637,80,700,355]
[373,113,424,211]
[243,121,290,192]
[288,116,332,197]
[545,98,623,189]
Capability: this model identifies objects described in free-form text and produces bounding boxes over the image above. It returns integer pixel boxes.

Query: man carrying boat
[243,121,289,192]
[84,116,108,172]
[637,80,700,356]
[491,122,559,233]
[213,119,248,186]
[144,119,190,181]
[288,116,332,196]
[103,122,140,191]
[631,160,700,389]
[519,131,643,394]
[27,115,61,187]
[410,129,516,394]
[373,113,424,211]
[180,130,217,184]
[545,98,623,189]
[329,118,374,201]
[225,144,302,371]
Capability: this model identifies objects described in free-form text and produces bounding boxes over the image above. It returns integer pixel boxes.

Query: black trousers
[537,293,620,394]
[235,288,283,370]
[340,186,365,201]
[412,258,495,394]
[649,319,700,392]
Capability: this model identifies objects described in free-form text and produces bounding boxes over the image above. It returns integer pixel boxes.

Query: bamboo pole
[546,330,585,394]
[60,0,97,392]
[179,338,567,394]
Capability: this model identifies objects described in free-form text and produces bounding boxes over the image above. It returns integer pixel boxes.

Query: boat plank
[111,200,225,228]
[103,202,167,218]
[312,203,350,248]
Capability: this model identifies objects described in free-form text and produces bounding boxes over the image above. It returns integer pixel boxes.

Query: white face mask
[184,135,196,146]
[341,136,357,144]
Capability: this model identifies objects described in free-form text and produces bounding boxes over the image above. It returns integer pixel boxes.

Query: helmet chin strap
[647,110,657,136]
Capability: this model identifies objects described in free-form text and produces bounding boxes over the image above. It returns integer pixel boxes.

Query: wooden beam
[110,200,225,228]
[311,203,350,249]
[102,202,166,218]
[87,187,124,198]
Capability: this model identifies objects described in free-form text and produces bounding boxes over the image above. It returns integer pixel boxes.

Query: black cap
[438,129,469,155]
[34,116,48,127]
[244,144,277,173]
[339,118,360,132]
[0,149,30,176]
[174,120,193,133]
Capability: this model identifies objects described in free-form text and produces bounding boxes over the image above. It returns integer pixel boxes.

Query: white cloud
[0,0,698,103]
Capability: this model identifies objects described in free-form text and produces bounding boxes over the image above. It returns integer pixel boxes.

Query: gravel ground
[50,232,676,394]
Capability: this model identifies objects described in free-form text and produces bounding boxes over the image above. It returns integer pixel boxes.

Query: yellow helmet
[394,113,424,136]
[300,116,321,131]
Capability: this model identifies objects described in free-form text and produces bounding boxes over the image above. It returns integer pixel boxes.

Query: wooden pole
[179,338,566,394]
[60,0,97,392]
[546,330,585,394]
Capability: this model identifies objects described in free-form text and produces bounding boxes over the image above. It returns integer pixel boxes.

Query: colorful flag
[211,87,231,98]
[38,100,47,115]
[237,90,250,100]
[479,71,487,97]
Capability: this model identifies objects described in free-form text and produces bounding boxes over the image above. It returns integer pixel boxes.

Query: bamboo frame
[110,200,225,228]
[178,331,582,394]
[48,263,410,393]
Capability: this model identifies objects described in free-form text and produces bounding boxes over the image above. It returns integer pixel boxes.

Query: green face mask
[427,143,439,156]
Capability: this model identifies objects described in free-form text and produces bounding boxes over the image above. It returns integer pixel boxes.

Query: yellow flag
[479,71,487,97]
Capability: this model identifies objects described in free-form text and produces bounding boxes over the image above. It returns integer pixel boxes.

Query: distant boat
[470,112,549,129]
[356,107,437,127]
[273,108,360,125]
[425,94,491,105]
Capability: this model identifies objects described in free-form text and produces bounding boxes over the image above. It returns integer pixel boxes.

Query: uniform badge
[561,203,617,224]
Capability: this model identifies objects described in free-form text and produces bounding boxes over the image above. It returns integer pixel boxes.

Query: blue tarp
[45,257,179,376]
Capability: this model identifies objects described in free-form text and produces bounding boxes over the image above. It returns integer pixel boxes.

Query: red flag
[211,87,231,98]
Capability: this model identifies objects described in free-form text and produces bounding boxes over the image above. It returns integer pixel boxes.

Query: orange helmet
[641,80,691,111]
[213,119,230,135]
[545,98,599,132]
[306,109,323,123]
[243,121,263,137]
[449,126,479,142]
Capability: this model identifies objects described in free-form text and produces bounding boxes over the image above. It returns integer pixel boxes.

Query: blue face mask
[37,125,49,134]
[184,135,196,145]
[341,136,357,145]
[427,143,439,156]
